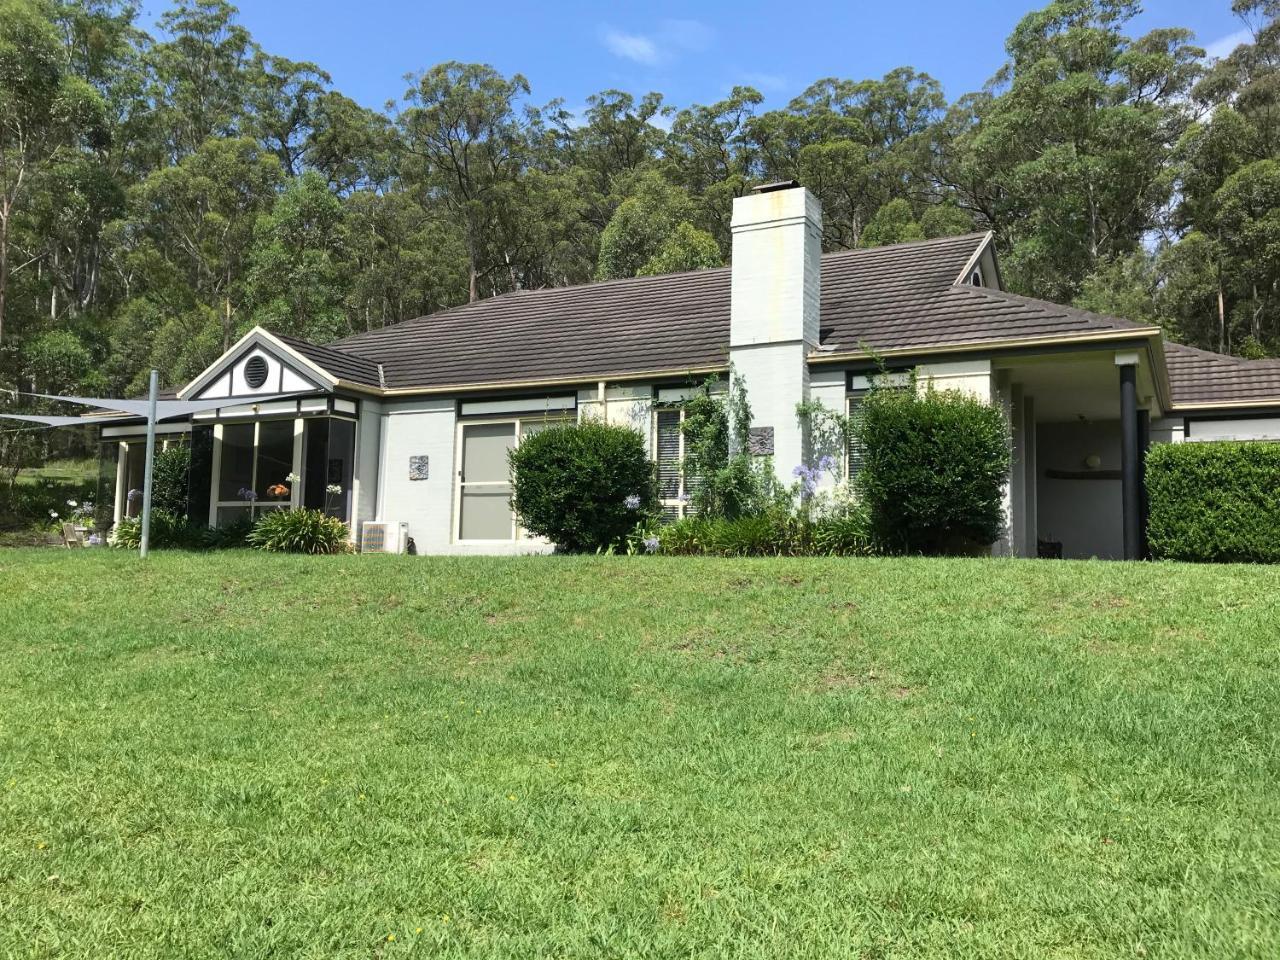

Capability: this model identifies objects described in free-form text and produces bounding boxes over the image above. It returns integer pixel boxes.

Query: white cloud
[599,19,713,67]
[602,28,660,65]
[1204,28,1251,61]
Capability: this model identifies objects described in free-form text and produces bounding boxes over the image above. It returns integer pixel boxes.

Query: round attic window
[244,355,269,388]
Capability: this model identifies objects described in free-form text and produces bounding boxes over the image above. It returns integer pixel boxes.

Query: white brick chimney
[729,181,823,484]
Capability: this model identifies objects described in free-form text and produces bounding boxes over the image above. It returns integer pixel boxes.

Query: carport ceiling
[1000,355,1150,423]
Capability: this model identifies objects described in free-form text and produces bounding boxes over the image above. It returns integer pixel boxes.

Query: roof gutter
[336,363,730,399]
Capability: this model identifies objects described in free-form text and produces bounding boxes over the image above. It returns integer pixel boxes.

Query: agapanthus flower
[66,499,78,508]
[285,472,301,484]
[127,488,142,503]
[623,493,641,511]
[49,510,59,519]
[817,454,837,473]
[325,483,342,495]
[792,463,820,499]
[238,487,258,501]
[642,535,660,554]
[87,533,101,545]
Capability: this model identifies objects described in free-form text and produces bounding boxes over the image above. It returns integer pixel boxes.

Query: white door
[458,422,517,541]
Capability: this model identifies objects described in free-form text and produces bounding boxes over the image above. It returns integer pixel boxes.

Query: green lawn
[1,552,1278,958]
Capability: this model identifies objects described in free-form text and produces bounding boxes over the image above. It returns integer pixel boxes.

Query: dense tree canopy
[0,0,1278,436]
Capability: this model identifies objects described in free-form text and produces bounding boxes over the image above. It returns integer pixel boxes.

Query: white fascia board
[177,326,338,399]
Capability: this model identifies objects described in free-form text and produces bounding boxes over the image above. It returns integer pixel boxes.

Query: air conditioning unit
[361,520,409,554]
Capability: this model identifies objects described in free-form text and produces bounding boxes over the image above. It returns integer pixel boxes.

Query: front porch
[997,347,1164,560]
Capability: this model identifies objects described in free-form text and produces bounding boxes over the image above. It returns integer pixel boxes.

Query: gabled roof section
[1165,342,1280,409]
[332,266,736,391]
[819,284,1153,357]
[330,232,994,391]
[177,327,384,399]
[272,333,382,388]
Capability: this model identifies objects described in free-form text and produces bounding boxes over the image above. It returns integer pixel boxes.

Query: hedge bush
[856,383,1010,554]
[509,421,656,552]
[247,508,351,554]
[1146,441,1280,563]
[151,445,191,517]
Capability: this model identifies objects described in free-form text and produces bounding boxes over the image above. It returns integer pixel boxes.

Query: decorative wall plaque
[409,455,429,480]
[747,426,774,456]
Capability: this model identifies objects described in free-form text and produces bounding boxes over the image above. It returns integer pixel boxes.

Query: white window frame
[653,406,693,521]
[112,435,187,525]
[208,418,304,527]
[452,413,573,543]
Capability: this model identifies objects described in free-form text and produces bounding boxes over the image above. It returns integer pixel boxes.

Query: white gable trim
[177,326,338,399]
[953,231,998,288]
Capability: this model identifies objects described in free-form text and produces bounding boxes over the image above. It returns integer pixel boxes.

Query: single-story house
[99,181,1280,559]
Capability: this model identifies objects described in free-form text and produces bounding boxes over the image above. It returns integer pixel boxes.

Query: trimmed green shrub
[856,383,1010,554]
[509,421,657,552]
[152,445,191,518]
[247,508,351,554]
[1147,441,1280,563]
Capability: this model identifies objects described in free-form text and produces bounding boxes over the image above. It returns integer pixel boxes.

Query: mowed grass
[1,552,1279,959]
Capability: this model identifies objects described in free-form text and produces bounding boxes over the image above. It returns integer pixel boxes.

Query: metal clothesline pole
[139,370,158,558]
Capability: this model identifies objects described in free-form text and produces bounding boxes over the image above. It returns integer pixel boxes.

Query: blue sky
[141,0,1249,115]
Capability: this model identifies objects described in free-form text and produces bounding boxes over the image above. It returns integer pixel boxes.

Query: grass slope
[1,551,1278,958]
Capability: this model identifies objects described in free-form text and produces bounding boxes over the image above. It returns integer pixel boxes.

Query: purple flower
[643,535,660,554]
[818,454,837,473]
[624,493,642,511]
[238,487,258,501]
[678,491,691,504]
[792,463,820,499]
[87,533,101,545]
[127,488,142,503]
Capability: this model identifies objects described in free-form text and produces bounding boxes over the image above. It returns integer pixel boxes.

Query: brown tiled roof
[821,281,1144,355]
[274,333,382,388]
[293,231,1279,409]
[327,233,991,390]
[1165,342,1280,408]
[331,265,736,390]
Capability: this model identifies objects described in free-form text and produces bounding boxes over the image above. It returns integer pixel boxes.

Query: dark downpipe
[1120,364,1140,561]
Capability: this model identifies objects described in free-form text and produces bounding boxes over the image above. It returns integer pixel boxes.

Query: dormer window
[970,267,984,287]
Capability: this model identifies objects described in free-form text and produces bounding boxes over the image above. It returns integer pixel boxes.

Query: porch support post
[1118,359,1140,561]
[139,369,159,559]
[1138,409,1150,560]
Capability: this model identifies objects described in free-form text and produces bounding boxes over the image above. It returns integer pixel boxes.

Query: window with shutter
[654,407,694,521]
[847,393,867,482]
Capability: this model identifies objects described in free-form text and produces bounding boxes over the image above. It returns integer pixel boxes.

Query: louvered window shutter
[847,395,866,481]
[656,410,682,500]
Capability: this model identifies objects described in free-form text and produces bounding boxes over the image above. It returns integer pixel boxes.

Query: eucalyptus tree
[1159,0,1280,353]
[397,61,532,302]
[0,0,109,347]
[937,0,1203,302]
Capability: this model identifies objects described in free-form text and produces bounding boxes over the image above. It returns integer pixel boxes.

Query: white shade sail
[0,413,131,427]
[30,392,305,421]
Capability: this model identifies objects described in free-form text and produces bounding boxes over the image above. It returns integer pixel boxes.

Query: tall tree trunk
[467,230,479,303]
[1217,284,1226,354]
[223,296,233,352]
[0,212,8,347]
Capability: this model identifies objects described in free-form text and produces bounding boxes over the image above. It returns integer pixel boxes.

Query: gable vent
[244,355,269,388]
